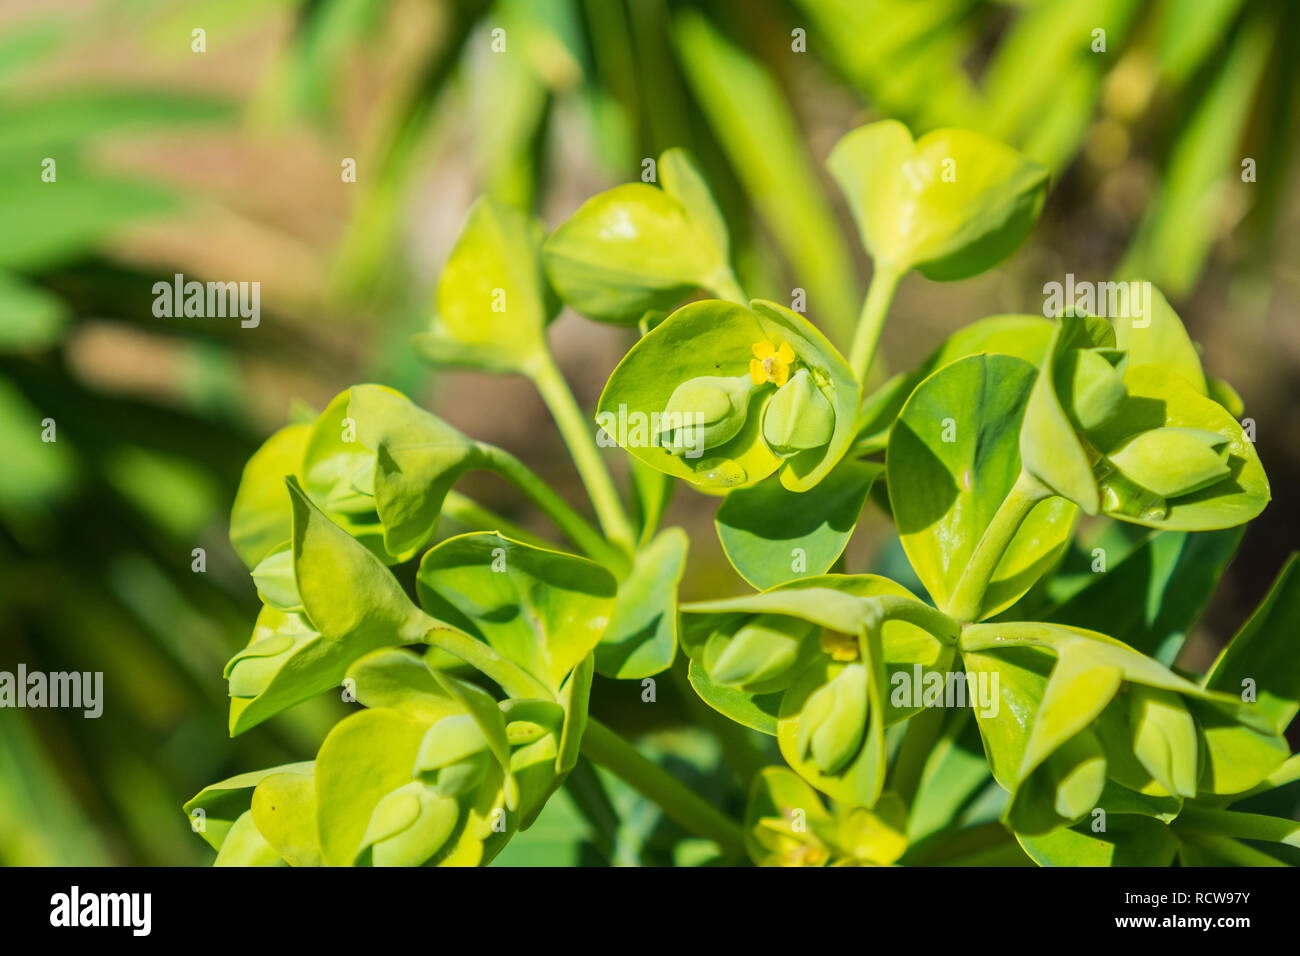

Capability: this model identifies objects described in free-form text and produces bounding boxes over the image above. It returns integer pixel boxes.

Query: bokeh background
[1,0,1297,865]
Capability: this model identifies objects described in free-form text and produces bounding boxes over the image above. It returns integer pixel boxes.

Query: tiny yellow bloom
[750,340,796,386]
[819,629,860,662]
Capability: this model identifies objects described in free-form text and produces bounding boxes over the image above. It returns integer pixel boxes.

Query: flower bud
[1106,426,1230,499]
[358,781,459,867]
[761,369,835,455]
[703,616,808,689]
[660,375,753,456]
[1055,347,1127,432]
[797,664,868,775]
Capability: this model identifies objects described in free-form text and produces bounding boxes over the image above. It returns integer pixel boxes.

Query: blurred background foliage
[1,0,1297,865]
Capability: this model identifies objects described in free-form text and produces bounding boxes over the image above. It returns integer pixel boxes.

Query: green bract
[829,120,1048,281]
[598,298,858,493]
[413,197,559,374]
[542,148,741,325]
[194,117,1295,869]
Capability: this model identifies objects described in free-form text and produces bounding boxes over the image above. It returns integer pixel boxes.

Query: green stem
[481,446,630,573]
[946,471,1048,623]
[529,353,636,550]
[865,595,962,645]
[849,265,903,385]
[580,718,747,856]
[441,490,554,550]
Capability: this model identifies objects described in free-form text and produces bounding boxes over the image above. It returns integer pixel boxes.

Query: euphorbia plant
[188,120,1300,867]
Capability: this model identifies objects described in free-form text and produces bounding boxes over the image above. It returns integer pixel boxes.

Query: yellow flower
[750,340,796,386]
[819,629,860,662]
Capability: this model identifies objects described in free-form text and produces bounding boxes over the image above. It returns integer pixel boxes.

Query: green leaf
[416,532,617,693]
[596,528,687,679]
[854,314,1055,454]
[542,179,731,325]
[1205,555,1300,735]
[213,810,285,867]
[250,770,322,867]
[299,389,390,558]
[182,761,315,852]
[597,298,858,493]
[1017,649,1123,780]
[964,646,1051,790]
[1019,316,1106,514]
[1112,285,1207,394]
[355,781,458,867]
[229,423,308,570]
[1017,815,1178,867]
[659,148,730,263]
[225,479,434,734]
[314,707,432,866]
[716,461,881,590]
[1004,729,1107,835]
[414,196,558,373]
[556,654,594,776]
[686,657,784,736]
[348,384,482,557]
[1089,365,1269,530]
[250,548,300,611]
[345,648,462,725]
[888,353,1076,617]
[828,119,1048,281]
[1189,699,1289,796]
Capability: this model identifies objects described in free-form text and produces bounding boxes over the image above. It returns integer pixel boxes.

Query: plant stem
[945,471,1048,623]
[866,595,962,645]
[580,718,747,857]
[529,353,636,551]
[848,265,903,385]
[481,446,630,573]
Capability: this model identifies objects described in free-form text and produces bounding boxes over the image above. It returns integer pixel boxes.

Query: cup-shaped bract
[416,532,617,694]
[1088,366,1269,530]
[414,196,559,374]
[223,478,435,735]
[828,120,1048,280]
[598,299,858,493]
[542,148,736,325]
[889,353,1076,619]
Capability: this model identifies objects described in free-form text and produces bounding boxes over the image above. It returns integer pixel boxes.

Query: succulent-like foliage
[193,123,1298,868]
